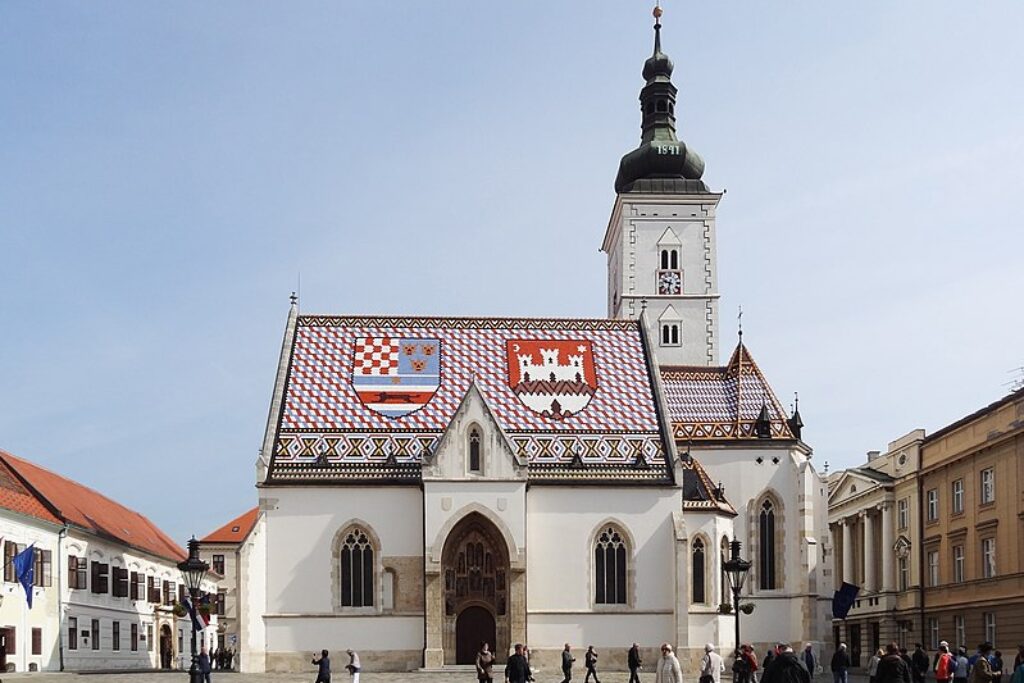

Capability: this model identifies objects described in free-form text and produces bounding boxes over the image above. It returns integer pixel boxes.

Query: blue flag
[831,581,859,619]
[13,545,35,609]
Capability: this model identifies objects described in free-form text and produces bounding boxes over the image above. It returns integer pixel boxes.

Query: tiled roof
[0,453,61,525]
[680,455,736,515]
[660,342,794,441]
[269,315,668,481]
[201,507,259,544]
[0,451,186,563]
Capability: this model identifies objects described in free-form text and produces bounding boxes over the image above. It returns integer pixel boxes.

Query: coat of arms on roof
[351,337,441,418]
[505,339,598,420]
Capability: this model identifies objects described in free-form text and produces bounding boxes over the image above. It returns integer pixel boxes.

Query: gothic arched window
[720,536,731,606]
[662,323,680,347]
[692,537,707,604]
[468,427,482,473]
[594,526,628,604]
[659,248,680,271]
[759,500,777,590]
[340,528,374,607]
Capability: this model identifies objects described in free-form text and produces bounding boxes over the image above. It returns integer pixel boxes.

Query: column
[880,503,894,592]
[842,518,854,586]
[862,510,875,592]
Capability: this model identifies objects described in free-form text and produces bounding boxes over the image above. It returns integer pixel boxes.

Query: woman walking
[476,642,495,683]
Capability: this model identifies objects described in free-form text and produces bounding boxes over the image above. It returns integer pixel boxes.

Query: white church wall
[526,486,679,613]
[265,615,422,653]
[239,511,267,673]
[264,486,423,614]
[423,481,526,559]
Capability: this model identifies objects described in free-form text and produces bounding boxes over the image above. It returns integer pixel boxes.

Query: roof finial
[737,305,743,342]
[289,291,298,307]
[640,296,648,314]
[653,2,663,54]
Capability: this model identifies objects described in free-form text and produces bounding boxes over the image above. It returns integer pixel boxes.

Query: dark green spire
[615,7,707,194]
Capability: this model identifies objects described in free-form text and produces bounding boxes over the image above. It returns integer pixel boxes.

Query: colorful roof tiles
[269,315,670,480]
[0,450,186,562]
[660,342,794,441]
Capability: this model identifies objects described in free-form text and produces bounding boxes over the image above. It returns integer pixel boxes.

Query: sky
[2,2,1022,545]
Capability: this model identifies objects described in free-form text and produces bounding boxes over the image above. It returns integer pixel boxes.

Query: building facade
[242,15,831,674]
[0,449,217,672]
[829,387,1024,662]
[200,507,259,660]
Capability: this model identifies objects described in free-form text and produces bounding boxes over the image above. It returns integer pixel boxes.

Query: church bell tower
[601,6,721,367]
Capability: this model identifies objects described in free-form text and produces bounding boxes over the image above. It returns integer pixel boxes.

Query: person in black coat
[762,647,810,683]
[912,645,930,683]
[506,644,531,683]
[628,643,643,683]
[876,644,911,683]
[312,649,331,683]
[831,644,852,683]
[198,646,212,683]
[561,644,576,683]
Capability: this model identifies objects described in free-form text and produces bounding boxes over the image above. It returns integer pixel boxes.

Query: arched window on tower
[670,249,678,270]
[594,526,628,604]
[661,323,680,347]
[692,537,707,604]
[759,500,777,590]
[339,528,375,607]
[468,427,482,473]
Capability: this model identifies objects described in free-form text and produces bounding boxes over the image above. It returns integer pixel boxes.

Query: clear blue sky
[2,2,1022,544]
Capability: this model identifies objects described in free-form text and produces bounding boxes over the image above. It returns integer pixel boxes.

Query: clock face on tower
[657,270,682,295]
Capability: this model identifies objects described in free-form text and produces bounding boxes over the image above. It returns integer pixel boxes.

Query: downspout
[57,524,68,671]
[916,474,925,646]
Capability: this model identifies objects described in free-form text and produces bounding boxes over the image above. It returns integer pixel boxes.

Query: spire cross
[737,305,743,340]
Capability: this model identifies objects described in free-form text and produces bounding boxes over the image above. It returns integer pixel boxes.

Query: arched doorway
[441,512,509,664]
[456,605,496,664]
[159,624,173,669]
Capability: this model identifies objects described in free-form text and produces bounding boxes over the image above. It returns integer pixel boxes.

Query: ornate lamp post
[723,538,752,667]
[177,537,209,683]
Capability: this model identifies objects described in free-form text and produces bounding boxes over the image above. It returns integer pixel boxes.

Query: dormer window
[468,427,482,473]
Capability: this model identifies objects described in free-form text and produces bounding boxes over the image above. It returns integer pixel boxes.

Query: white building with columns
[827,431,924,666]
[241,14,832,674]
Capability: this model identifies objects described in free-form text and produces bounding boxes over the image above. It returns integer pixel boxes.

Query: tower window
[657,100,667,113]
[660,248,679,270]
[468,427,482,473]
[661,324,680,347]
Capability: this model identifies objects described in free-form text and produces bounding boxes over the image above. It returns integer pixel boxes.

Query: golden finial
[653,3,663,20]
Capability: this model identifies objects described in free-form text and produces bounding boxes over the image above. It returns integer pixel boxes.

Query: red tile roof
[201,507,258,544]
[0,454,61,525]
[0,450,186,563]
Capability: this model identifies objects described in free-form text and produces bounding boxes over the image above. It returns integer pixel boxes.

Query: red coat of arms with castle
[505,340,598,419]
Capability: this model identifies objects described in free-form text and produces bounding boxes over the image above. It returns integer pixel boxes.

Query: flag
[13,545,35,609]
[831,581,859,619]
[183,594,209,632]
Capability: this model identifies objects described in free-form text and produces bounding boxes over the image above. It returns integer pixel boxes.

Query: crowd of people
[307,640,1024,683]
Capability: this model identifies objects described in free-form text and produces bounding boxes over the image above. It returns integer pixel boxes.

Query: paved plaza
[1,673,871,683]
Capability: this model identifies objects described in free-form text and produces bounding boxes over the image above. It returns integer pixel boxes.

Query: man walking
[912,644,930,683]
[585,646,601,683]
[701,644,725,683]
[969,644,1001,683]
[562,643,576,683]
[876,643,910,683]
[803,645,816,678]
[628,643,643,683]
[831,644,851,683]
[506,643,531,683]
[762,645,810,683]
[312,649,331,683]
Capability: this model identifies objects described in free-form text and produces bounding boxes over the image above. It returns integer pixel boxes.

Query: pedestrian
[628,643,643,683]
[970,644,1001,683]
[956,648,971,683]
[212,647,220,670]
[876,643,910,683]
[585,646,601,683]
[523,644,535,682]
[745,644,762,683]
[346,649,361,683]
[655,644,683,683]
[562,643,576,683]
[1014,647,1024,674]
[912,645,930,683]
[477,642,496,683]
[899,648,913,676]
[313,649,331,683]
[831,644,851,683]
[868,648,885,683]
[701,643,725,683]
[764,646,779,673]
[936,644,955,683]
[735,648,754,683]
[993,652,1004,683]
[199,645,212,683]
[803,645,817,678]
[506,643,531,683]
[761,645,810,683]
[1011,656,1024,683]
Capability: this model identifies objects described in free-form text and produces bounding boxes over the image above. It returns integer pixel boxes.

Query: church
[241,10,832,674]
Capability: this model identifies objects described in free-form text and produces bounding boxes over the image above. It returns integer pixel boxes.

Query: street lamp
[723,538,752,668]
[177,537,209,683]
